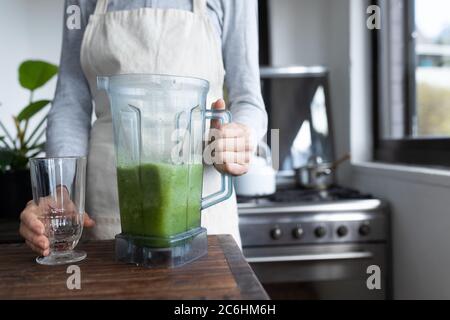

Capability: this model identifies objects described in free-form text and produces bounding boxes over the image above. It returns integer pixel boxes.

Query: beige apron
[80,0,241,247]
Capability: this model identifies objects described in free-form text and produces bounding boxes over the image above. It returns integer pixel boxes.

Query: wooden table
[0,235,268,300]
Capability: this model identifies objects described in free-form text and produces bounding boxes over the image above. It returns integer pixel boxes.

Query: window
[374,0,450,167]
[415,0,450,136]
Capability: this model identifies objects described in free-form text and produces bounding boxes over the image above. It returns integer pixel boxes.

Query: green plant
[0,60,58,172]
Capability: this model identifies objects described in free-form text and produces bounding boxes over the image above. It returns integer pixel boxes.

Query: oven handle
[245,251,374,263]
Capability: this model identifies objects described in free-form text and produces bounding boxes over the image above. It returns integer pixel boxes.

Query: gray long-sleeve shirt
[46,0,268,157]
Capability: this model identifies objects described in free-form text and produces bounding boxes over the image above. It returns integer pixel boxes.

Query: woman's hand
[19,193,95,256]
[210,99,253,176]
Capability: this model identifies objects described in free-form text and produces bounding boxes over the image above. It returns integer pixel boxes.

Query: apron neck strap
[94,0,109,15]
[193,0,207,16]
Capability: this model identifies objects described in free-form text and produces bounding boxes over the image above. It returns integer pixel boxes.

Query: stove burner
[237,185,373,204]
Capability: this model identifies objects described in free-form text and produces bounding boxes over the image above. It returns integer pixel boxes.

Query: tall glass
[29,157,87,265]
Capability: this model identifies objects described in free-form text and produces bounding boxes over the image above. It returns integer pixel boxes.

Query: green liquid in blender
[116,163,203,247]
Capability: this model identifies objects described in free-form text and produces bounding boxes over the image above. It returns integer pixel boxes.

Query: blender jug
[97,74,233,268]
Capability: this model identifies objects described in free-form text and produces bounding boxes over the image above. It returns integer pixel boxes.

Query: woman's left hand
[210,99,253,176]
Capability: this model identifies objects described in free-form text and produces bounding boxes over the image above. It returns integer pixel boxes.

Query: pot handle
[202,109,233,210]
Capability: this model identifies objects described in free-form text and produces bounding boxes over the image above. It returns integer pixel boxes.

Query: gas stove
[237,185,391,300]
[238,185,387,246]
[238,185,374,207]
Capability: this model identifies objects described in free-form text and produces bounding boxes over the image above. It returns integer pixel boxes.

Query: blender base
[115,227,208,268]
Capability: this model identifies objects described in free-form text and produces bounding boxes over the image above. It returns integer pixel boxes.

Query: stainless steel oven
[245,243,387,300]
[239,196,391,300]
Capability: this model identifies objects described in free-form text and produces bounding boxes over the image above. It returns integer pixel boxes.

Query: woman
[19,0,267,256]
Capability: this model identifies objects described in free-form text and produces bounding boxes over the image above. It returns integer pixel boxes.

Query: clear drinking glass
[29,157,87,265]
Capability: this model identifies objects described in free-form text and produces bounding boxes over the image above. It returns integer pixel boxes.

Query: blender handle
[202,109,234,210]
[97,76,109,91]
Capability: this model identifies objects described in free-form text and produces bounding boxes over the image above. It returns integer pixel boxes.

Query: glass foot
[36,250,87,266]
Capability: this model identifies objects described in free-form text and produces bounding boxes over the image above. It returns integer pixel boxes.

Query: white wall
[351,164,450,299]
[269,0,330,66]
[0,0,63,136]
[269,0,352,183]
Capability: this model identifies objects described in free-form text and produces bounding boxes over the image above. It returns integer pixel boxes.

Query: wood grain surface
[0,235,268,300]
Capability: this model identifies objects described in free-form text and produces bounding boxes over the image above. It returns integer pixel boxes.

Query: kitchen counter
[0,235,268,300]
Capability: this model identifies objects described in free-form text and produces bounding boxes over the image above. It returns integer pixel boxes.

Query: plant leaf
[17,100,50,122]
[25,116,46,146]
[28,142,45,151]
[29,127,46,149]
[0,120,15,147]
[0,136,11,150]
[29,148,45,159]
[19,60,58,90]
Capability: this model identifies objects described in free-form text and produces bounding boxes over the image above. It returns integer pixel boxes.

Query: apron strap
[94,0,109,15]
[193,0,207,16]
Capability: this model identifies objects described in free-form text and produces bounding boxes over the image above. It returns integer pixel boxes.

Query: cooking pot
[295,154,350,190]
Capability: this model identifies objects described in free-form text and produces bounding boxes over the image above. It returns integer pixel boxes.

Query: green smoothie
[116,163,203,244]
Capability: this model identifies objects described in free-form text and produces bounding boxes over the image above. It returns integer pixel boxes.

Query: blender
[97,74,233,268]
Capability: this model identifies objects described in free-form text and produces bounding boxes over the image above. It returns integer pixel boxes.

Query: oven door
[244,243,388,300]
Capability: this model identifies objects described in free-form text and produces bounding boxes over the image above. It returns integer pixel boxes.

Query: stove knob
[270,227,283,240]
[337,226,348,237]
[359,223,371,236]
[292,227,304,239]
[314,226,327,238]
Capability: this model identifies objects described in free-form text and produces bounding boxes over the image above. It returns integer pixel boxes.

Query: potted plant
[0,60,58,219]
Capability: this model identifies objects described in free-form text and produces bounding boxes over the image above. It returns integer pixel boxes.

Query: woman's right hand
[19,200,95,256]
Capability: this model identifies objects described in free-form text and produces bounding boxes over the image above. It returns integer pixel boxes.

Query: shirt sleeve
[221,0,268,145]
[46,0,96,157]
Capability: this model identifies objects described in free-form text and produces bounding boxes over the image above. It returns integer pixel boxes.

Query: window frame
[258,0,271,66]
[373,0,450,168]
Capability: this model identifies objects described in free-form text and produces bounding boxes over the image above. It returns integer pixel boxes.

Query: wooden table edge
[217,235,270,300]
